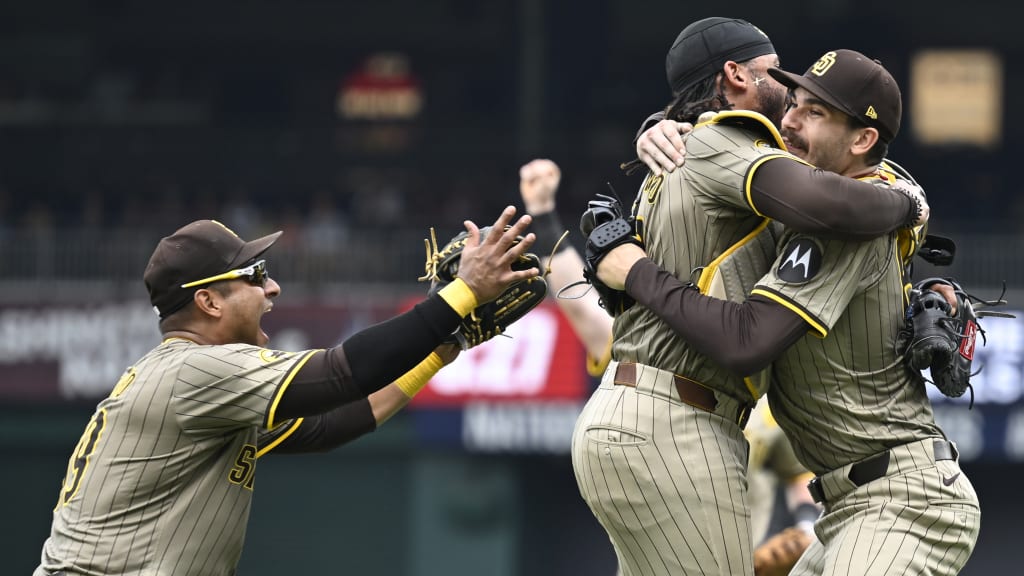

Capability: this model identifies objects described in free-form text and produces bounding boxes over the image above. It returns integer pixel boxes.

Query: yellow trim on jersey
[696,219,772,294]
[750,288,828,339]
[695,110,788,149]
[586,336,613,377]
[265,349,320,430]
[256,418,305,458]
[741,376,760,400]
[744,154,814,216]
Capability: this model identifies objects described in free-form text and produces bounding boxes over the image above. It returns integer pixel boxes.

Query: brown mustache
[782,130,807,150]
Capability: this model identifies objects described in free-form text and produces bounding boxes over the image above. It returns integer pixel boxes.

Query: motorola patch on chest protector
[776,238,822,284]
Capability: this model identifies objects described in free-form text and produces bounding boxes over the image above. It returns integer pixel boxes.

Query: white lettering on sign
[0,304,159,398]
[429,309,558,396]
[462,401,584,453]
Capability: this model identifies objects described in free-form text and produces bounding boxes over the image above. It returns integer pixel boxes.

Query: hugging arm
[749,158,920,240]
[626,258,807,375]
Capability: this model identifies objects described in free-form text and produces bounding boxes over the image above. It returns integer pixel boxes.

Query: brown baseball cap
[665,17,776,95]
[768,49,902,142]
[144,219,282,319]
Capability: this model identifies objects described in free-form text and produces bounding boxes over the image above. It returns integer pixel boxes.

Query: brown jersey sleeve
[748,157,916,240]
[625,257,807,376]
[263,400,377,454]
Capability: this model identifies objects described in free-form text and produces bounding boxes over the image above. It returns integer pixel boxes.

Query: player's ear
[850,126,879,156]
[721,61,745,88]
[193,287,226,318]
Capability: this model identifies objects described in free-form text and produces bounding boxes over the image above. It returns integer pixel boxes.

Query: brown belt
[613,362,752,428]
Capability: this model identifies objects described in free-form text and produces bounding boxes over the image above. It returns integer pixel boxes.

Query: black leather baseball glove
[578,192,642,317]
[419,225,547,350]
[897,277,1015,405]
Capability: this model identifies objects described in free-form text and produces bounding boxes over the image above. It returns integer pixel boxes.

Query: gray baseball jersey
[612,113,796,402]
[751,182,980,574]
[574,112,793,576]
[753,226,944,474]
[36,337,315,576]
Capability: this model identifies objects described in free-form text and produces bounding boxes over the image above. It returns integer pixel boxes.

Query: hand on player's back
[637,119,693,176]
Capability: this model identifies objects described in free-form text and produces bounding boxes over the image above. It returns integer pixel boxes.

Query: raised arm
[520,159,613,373]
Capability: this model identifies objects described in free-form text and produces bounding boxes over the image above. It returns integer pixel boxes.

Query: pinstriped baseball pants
[571,361,754,576]
[792,438,980,576]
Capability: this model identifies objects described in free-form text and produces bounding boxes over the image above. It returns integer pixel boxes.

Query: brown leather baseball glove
[753,527,813,576]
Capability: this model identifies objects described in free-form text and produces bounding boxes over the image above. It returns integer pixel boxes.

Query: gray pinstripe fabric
[758,231,944,473]
[572,363,753,576]
[757,223,979,575]
[574,119,792,576]
[791,441,979,576]
[612,122,795,402]
[36,338,311,576]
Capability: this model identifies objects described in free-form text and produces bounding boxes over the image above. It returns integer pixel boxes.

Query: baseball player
[569,18,928,576]
[520,159,819,575]
[596,50,979,575]
[34,208,539,576]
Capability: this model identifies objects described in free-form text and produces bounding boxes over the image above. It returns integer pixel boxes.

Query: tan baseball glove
[753,527,813,576]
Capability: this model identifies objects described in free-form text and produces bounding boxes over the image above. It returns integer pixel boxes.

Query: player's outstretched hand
[637,119,693,176]
[457,206,539,304]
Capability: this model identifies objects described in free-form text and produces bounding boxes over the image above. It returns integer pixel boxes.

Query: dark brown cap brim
[229,230,283,268]
[767,67,854,120]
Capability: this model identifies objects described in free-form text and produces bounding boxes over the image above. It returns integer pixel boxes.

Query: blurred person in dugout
[517,158,819,568]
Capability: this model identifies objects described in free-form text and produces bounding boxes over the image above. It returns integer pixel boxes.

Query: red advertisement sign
[412,302,588,406]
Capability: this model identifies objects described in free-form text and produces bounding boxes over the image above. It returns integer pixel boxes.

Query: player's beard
[755,83,789,129]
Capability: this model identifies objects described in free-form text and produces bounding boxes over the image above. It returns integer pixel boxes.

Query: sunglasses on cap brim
[181,259,269,289]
